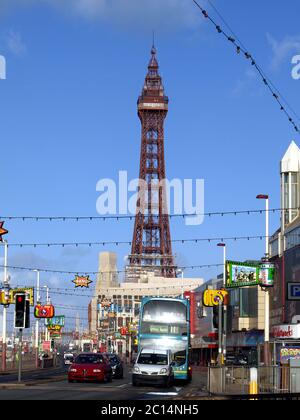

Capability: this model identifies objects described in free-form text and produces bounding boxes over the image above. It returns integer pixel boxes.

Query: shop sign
[0,287,34,306]
[45,316,65,327]
[226,261,260,288]
[280,347,300,364]
[259,262,275,287]
[203,289,229,307]
[272,324,300,339]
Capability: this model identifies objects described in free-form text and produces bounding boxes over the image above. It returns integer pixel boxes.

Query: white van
[132,348,174,387]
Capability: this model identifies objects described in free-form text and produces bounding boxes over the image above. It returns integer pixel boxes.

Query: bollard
[249,367,258,396]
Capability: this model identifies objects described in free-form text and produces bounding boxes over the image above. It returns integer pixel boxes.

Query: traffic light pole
[2,240,8,372]
[34,270,40,368]
[18,328,23,383]
[218,301,223,365]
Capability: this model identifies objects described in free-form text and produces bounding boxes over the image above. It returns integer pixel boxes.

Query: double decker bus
[138,296,191,382]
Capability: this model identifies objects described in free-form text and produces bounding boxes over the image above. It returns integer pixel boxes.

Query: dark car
[104,353,124,379]
[68,353,112,383]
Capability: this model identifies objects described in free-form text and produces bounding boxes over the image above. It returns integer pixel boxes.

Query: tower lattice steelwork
[127,46,176,280]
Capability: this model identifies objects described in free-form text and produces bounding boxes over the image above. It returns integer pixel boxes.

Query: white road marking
[146,392,178,396]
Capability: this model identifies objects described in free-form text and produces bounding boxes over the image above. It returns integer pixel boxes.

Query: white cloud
[267,33,300,69]
[0,0,199,31]
[6,30,26,56]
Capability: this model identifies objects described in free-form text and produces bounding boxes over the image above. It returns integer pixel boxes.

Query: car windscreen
[75,355,104,364]
[137,353,168,365]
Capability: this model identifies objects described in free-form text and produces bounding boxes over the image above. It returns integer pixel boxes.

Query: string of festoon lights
[192,0,300,134]
[0,207,298,222]
[0,262,223,277]
[4,235,268,248]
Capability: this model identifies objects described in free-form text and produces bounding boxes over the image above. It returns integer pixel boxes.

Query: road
[0,365,205,400]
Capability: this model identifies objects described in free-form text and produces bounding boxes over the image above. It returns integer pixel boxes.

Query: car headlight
[93,369,102,373]
[69,368,77,373]
[159,368,168,374]
[133,366,140,373]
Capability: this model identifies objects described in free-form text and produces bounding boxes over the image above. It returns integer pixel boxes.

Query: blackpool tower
[127,45,176,280]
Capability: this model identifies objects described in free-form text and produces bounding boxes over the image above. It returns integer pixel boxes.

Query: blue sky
[0,0,300,331]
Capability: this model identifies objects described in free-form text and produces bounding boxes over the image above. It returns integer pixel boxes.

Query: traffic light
[213,305,225,330]
[25,299,30,329]
[14,293,26,329]
[213,305,219,329]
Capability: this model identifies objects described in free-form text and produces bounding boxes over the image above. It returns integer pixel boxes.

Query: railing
[208,366,300,395]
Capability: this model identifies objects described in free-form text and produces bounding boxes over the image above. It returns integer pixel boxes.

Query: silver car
[132,348,174,387]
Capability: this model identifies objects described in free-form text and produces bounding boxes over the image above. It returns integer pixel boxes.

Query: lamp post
[217,243,226,365]
[177,269,184,298]
[2,240,8,372]
[43,286,50,341]
[256,194,270,365]
[33,270,40,368]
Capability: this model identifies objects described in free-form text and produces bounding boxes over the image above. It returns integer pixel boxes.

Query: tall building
[89,252,119,334]
[96,252,119,293]
[127,45,176,280]
[269,140,300,341]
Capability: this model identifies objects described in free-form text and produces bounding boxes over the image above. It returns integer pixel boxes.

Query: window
[239,288,258,318]
[137,353,168,365]
[291,173,299,221]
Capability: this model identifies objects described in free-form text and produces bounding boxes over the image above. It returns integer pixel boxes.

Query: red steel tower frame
[129,46,176,278]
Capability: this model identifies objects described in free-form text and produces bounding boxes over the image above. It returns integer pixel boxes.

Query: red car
[68,353,113,383]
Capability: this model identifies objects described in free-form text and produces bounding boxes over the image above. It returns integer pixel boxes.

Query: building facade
[269,141,300,360]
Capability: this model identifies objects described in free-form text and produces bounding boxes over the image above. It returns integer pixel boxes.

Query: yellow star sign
[0,222,8,242]
[72,275,92,288]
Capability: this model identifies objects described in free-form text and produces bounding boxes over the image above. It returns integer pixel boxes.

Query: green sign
[259,262,275,287]
[226,261,260,288]
[45,315,65,327]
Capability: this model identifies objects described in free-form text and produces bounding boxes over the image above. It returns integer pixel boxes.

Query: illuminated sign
[226,261,260,288]
[0,288,34,306]
[272,324,300,339]
[259,262,275,287]
[72,275,92,288]
[45,316,65,327]
[47,325,62,332]
[280,347,300,364]
[202,290,229,307]
[34,304,55,319]
[0,221,8,242]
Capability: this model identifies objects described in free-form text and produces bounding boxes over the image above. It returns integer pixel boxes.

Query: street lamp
[33,270,40,368]
[256,194,270,365]
[177,269,184,298]
[217,243,227,365]
[43,285,50,341]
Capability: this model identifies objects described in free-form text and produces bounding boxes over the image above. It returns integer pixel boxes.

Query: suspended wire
[0,207,297,222]
[3,235,267,248]
[1,262,222,278]
[192,0,300,133]
[206,0,300,124]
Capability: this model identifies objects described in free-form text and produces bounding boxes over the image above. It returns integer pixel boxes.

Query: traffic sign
[288,283,300,300]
